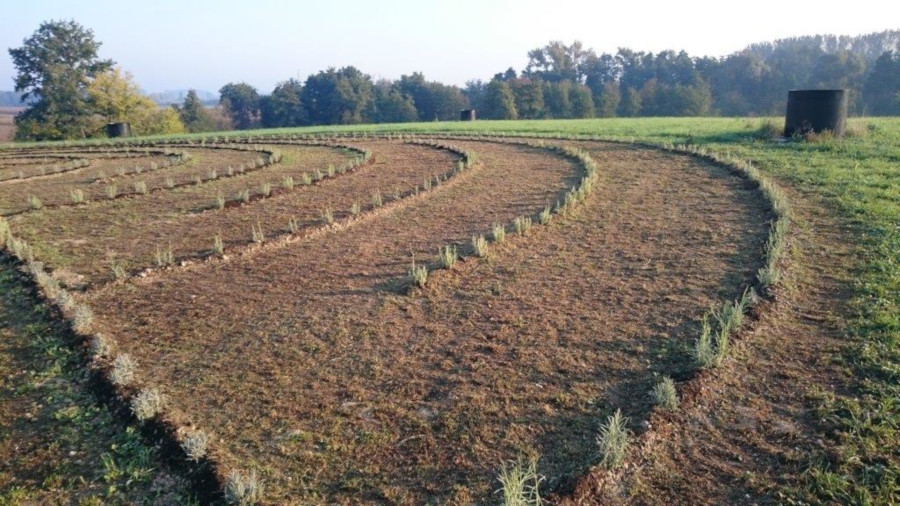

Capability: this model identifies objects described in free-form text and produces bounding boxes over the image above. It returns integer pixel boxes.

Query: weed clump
[110,354,136,386]
[497,456,543,506]
[652,377,678,411]
[224,469,263,505]
[182,430,210,462]
[409,262,428,288]
[597,409,629,469]
[438,245,457,269]
[131,388,163,421]
[472,235,489,258]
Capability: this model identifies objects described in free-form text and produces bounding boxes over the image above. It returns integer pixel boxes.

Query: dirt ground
[611,185,856,505]
[0,108,18,142]
[69,139,771,503]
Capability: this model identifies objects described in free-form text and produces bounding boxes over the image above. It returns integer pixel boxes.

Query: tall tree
[178,89,217,133]
[525,41,595,83]
[219,82,261,130]
[509,77,545,119]
[863,51,900,115]
[481,79,518,120]
[260,79,307,128]
[302,67,374,125]
[570,83,595,118]
[87,67,184,135]
[544,80,572,118]
[9,20,113,140]
[372,80,419,123]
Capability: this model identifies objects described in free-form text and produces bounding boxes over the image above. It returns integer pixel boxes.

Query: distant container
[106,122,132,138]
[784,90,847,138]
[460,109,476,121]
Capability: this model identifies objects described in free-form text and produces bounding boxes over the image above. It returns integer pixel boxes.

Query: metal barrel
[784,90,847,137]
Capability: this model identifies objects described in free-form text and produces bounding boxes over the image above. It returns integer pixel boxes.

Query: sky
[1,0,896,94]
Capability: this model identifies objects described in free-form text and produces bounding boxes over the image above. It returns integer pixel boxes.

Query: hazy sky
[1,0,895,94]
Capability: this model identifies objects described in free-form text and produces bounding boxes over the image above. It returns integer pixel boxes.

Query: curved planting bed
[0,133,786,504]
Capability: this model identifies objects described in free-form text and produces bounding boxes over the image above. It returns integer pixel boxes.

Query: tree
[863,51,900,115]
[87,67,184,136]
[481,79,517,120]
[509,77,544,119]
[595,81,620,117]
[219,82,261,130]
[372,81,418,123]
[9,20,113,140]
[302,67,374,125]
[178,90,217,133]
[619,87,642,117]
[525,41,595,83]
[544,80,572,118]
[260,79,307,128]
[570,84,595,118]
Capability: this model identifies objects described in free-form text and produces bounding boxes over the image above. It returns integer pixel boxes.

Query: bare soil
[9,141,452,286]
[615,185,856,505]
[75,139,770,503]
[0,146,266,215]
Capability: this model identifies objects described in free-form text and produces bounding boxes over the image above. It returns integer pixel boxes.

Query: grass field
[0,117,896,504]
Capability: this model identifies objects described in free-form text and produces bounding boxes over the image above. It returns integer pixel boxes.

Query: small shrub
[238,189,250,204]
[313,168,324,181]
[251,222,264,244]
[438,245,457,269]
[327,164,335,177]
[155,243,175,267]
[539,206,552,225]
[134,181,148,195]
[215,192,226,210]
[472,235,489,258]
[72,304,94,333]
[110,354,136,386]
[90,334,111,359]
[28,195,42,210]
[320,207,334,225]
[193,175,203,185]
[0,219,11,244]
[282,176,294,190]
[301,173,312,185]
[106,184,118,199]
[70,189,85,204]
[597,409,629,469]
[694,316,718,368]
[260,182,272,197]
[652,377,678,411]
[423,176,432,190]
[182,430,210,462]
[109,259,127,280]
[498,456,543,506]
[492,223,506,243]
[371,190,383,208]
[208,168,217,180]
[285,217,299,234]
[224,469,263,505]
[132,388,163,421]
[165,177,175,189]
[350,201,361,216]
[409,262,428,288]
[514,216,532,236]
[213,234,224,255]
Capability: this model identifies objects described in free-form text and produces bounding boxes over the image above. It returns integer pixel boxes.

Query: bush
[652,377,678,411]
[597,409,629,469]
[498,456,543,506]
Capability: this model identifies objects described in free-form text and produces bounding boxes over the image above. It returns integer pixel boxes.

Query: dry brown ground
[73,139,770,504]
[614,185,855,505]
[9,141,451,286]
[0,146,267,215]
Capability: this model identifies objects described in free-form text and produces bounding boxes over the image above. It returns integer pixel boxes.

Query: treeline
[199,30,900,132]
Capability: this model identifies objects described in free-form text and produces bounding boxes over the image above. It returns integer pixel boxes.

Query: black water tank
[106,122,132,138]
[460,109,476,121]
[784,90,847,137]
